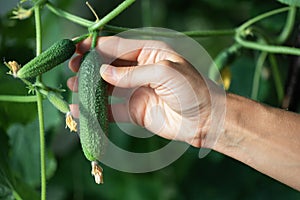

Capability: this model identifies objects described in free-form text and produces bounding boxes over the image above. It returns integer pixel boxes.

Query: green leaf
[0,66,37,130]
[7,120,57,188]
[0,128,15,200]
[0,184,14,200]
[0,128,39,200]
[277,0,300,6]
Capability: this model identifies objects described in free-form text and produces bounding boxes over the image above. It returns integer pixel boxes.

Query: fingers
[68,55,137,74]
[68,36,142,73]
[67,76,78,92]
[69,36,182,78]
[100,60,177,89]
[74,36,178,62]
[110,103,131,123]
[75,38,93,54]
[74,36,141,61]
[68,55,82,73]
[69,104,79,118]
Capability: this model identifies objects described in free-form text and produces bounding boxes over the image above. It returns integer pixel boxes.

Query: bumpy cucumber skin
[78,49,108,162]
[17,39,76,79]
[47,91,70,114]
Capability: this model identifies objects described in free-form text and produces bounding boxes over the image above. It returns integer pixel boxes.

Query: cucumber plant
[1,0,136,199]
[1,0,300,199]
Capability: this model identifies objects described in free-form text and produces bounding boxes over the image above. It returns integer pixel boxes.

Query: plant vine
[0,0,299,199]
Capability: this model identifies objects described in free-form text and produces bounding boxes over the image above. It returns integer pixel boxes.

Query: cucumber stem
[46,2,236,38]
[102,25,236,37]
[251,51,268,100]
[0,95,37,103]
[268,54,284,103]
[277,6,297,44]
[237,7,291,32]
[91,31,98,49]
[88,0,136,32]
[72,33,90,44]
[46,2,93,27]
[34,5,47,200]
[235,33,300,56]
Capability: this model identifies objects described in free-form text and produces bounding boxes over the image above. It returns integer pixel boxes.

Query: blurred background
[0,0,300,199]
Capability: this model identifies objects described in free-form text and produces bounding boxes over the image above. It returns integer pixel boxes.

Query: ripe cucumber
[78,49,109,163]
[17,39,76,78]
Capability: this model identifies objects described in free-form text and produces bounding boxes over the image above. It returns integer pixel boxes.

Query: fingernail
[100,64,118,83]
[100,64,111,76]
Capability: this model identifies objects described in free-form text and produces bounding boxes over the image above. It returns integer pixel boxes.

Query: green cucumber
[39,89,77,132]
[209,43,241,81]
[17,39,76,79]
[78,49,108,184]
[45,91,70,114]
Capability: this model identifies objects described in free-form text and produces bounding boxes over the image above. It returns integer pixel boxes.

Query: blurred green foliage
[0,0,299,199]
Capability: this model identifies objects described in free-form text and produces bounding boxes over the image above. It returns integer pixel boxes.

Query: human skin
[68,36,300,191]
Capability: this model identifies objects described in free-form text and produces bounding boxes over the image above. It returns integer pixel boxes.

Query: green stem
[209,43,242,81]
[12,191,22,200]
[251,51,268,100]
[35,0,48,7]
[268,54,284,103]
[235,33,300,56]
[36,91,46,200]
[103,25,236,37]
[277,6,297,44]
[88,0,136,31]
[91,31,98,49]
[72,33,90,44]
[141,0,152,26]
[46,2,235,38]
[183,29,236,37]
[238,7,290,31]
[0,95,37,102]
[20,78,33,87]
[34,5,46,200]
[46,2,93,27]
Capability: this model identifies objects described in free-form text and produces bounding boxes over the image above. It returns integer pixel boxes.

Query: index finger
[76,36,178,63]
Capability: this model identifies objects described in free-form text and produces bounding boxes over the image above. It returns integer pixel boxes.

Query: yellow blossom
[11,6,33,20]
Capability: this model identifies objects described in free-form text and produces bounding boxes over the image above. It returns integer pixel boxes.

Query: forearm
[213,93,300,191]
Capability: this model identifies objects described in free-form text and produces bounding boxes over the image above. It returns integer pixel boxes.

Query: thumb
[100,61,174,88]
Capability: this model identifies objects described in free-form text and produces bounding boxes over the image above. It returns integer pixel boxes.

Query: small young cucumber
[39,89,77,132]
[45,91,70,114]
[78,49,108,183]
[209,43,241,83]
[17,39,76,79]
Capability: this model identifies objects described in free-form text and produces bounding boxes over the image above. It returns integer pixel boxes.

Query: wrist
[212,93,270,165]
[198,86,227,150]
[212,93,256,160]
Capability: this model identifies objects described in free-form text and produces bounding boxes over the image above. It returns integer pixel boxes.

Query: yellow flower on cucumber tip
[65,112,77,132]
[4,61,21,78]
[11,6,33,20]
[91,161,104,184]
